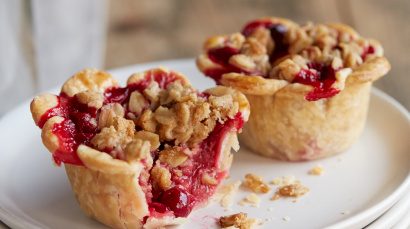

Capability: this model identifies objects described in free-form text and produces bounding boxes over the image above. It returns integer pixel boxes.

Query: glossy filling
[293,63,341,101]
[148,113,243,217]
[205,20,288,82]
[37,71,243,219]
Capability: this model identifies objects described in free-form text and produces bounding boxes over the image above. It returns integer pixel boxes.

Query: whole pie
[30,68,249,228]
[197,17,390,161]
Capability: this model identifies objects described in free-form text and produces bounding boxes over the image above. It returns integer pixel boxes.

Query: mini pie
[30,68,249,228]
[197,17,390,161]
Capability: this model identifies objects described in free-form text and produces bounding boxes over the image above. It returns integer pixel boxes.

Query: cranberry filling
[158,186,193,217]
[38,95,98,165]
[104,87,129,104]
[37,97,70,128]
[208,46,240,66]
[51,119,83,165]
[205,19,288,82]
[148,113,244,218]
[361,45,375,61]
[293,63,340,101]
[268,24,289,62]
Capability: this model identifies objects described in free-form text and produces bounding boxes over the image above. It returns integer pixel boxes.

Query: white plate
[0,59,409,229]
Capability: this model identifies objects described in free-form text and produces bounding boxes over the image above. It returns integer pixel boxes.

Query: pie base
[64,131,240,229]
[240,82,371,161]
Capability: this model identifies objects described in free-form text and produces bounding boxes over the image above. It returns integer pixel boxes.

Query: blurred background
[0,0,409,115]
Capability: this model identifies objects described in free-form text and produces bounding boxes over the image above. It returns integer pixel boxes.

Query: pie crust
[30,68,249,228]
[197,17,390,161]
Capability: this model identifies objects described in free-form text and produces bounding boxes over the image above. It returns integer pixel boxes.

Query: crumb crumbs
[239,193,261,207]
[308,165,324,175]
[270,176,309,201]
[271,193,281,201]
[278,183,309,198]
[243,173,270,193]
[270,175,296,186]
[219,212,258,229]
[282,216,291,222]
[216,181,242,210]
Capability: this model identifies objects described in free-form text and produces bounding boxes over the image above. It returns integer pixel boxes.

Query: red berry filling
[361,45,375,61]
[205,46,258,82]
[158,186,193,217]
[205,19,288,82]
[293,63,340,101]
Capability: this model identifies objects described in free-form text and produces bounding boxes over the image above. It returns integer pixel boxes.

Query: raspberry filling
[293,63,341,101]
[37,70,244,219]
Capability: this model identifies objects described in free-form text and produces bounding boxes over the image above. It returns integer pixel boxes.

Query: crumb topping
[158,147,189,168]
[151,164,172,191]
[198,18,385,100]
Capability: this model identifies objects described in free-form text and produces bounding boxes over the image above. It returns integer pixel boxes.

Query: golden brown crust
[220,73,289,96]
[127,67,189,86]
[30,93,59,126]
[240,82,372,160]
[41,116,64,153]
[62,69,118,97]
[348,56,391,84]
[65,163,147,229]
[77,145,135,174]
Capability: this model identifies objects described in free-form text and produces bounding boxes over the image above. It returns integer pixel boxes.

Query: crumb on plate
[216,181,242,209]
[239,193,261,207]
[308,165,324,175]
[219,212,258,229]
[243,173,270,193]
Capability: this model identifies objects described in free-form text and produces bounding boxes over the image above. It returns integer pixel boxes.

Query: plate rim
[0,59,409,229]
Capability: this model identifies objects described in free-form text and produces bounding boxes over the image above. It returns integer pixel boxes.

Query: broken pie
[30,68,249,228]
[197,17,390,161]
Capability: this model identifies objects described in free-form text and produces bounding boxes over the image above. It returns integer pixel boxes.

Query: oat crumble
[243,173,270,193]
